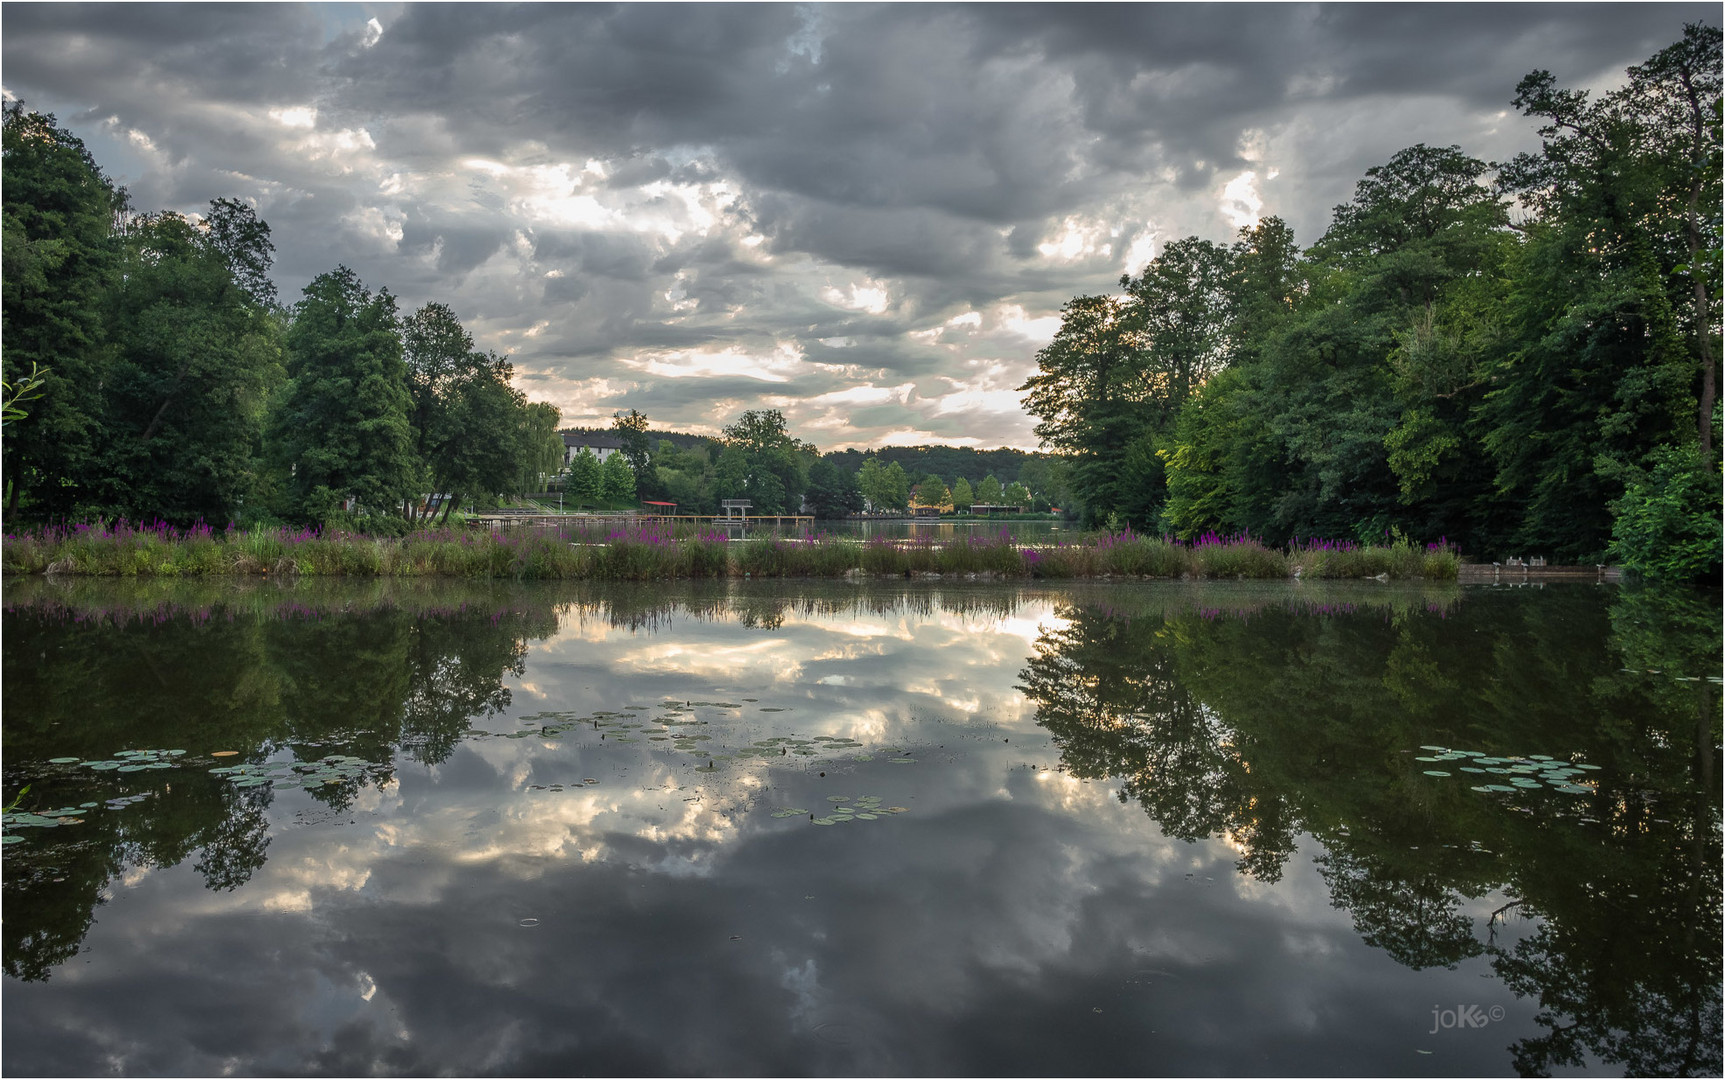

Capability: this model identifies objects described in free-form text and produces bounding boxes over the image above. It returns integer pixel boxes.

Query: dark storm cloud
[3,2,1715,445]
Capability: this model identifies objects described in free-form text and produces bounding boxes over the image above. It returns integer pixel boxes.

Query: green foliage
[805,458,863,519]
[1,362,49,426]
[974,475,1003,506]
[2,101,128,520]
[916,474,949,507]
[718,408,807,514]
[1029,30,1719,559]
[517,402,564,495]
[601,448,636,503]
[567,448,604,505]
[1608,445,1723,581]
[102,208,284,525]
[611,409,667,502]
[822,444,1037,488]
[858,456,911,512]
[269,267,417,524]
[950,476,973,511]
[400,302,544,525]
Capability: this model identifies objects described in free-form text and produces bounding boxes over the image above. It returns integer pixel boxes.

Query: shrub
[1609,445,1723,582]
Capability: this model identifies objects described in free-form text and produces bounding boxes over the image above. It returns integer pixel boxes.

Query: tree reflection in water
[1018,585,1721,1076]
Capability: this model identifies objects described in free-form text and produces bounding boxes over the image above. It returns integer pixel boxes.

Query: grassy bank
[1,519,1462,581]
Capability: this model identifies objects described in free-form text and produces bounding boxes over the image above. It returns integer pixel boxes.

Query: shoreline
[3,520,1463,582]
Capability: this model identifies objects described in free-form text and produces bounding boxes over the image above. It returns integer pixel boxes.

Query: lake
[2,577,1718,1076]
[818,518,1068,541]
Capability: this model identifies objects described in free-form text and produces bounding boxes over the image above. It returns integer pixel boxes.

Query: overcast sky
[3,3,1715,450]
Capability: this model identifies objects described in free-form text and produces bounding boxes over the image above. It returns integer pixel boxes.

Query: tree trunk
[437,492,462,528]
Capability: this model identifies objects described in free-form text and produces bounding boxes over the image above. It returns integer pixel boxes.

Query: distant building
[561,431,624,467]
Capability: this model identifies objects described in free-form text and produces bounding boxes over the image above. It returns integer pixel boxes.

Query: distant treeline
[1018,26,1720,580]
[822,445,1037,488]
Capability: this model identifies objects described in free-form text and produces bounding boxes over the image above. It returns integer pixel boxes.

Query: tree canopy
[1018,28,1720,573]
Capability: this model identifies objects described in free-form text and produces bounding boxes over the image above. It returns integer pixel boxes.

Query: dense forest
[1021,26,1720,578]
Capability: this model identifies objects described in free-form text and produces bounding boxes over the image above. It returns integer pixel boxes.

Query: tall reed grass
[2,518,1462,581]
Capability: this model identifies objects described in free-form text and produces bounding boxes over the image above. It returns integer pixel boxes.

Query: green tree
[805,458,863,519]
[916,474,949,508]
[974,474,1003,506]
[611,409,668,502]
[601,448,636,504]
[1021,239,1237,528]
[951,476,974,512]
[1500,23,1722,459]
[720,408,807,512]
[1123,236,1232,426]
[269,267,417,523]
[434,368,531,520]
[400,302,542,523]
[1,102,127,519]
[744,468,787,515]
[516,402,564,497]
[567,448,603,505]
[882,461,911,511]
[202,197,278,309]
[102,208,283,524]
[1003,481,1031,509]
[1484,29,1720,558]
[858,456,889,511]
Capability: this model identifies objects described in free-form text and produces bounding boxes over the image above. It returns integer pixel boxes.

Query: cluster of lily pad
[776,794,910,826]
[3,750,189,843]
[3,803,94,842]
[209,754,387,791]
[3,787,158,844]
[1415,745,1599,795]
[53,748,188,773]
[475,700,917,768]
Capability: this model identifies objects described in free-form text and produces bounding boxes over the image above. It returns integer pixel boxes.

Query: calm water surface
[2,578,1718,1077]
[817,518,1068,541]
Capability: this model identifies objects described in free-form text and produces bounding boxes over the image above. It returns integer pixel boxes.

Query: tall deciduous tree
[720,408,808,512]
[517,402,564,497]
[1,102,127,519]
[1123,236,1232,426]
[611,408,668,502]
[1487,24,1721,558]
[400,302,540,523]
[805,458,862,519]
[103,208,283,523]
[270,267,416,523]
